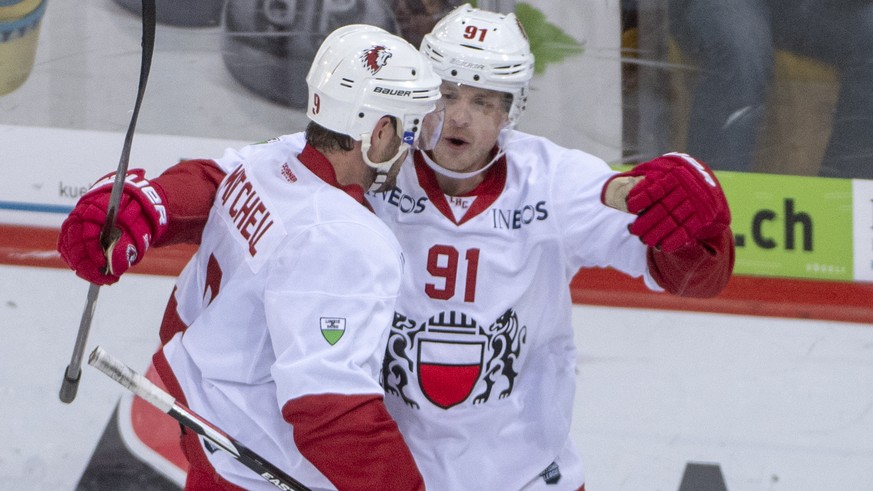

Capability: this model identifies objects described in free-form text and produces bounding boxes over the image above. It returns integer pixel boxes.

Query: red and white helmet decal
[361,45,392,75]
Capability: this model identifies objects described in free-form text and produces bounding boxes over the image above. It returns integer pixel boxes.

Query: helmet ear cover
[420,4,535,126]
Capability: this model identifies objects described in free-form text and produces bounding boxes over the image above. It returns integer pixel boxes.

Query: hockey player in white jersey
[369,8,731,490]
[58,5,734,491]
[58,25,442,490]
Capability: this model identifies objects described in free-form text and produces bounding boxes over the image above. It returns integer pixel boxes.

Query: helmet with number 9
[306,24,442,177]
[421,3,535,126]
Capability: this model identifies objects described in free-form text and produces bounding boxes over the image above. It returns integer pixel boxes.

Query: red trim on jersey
[413,150,507,225]
[152,350,246,491]
[413,153,454,222]
[152,159,227,247]
[158,287,187,345]
[298,144,367,204]
[282,394,425,491]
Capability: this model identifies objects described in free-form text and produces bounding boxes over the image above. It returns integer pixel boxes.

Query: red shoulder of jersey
[152,159,227,246]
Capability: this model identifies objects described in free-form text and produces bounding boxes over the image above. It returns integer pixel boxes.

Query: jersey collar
[298,144,367,205]
[413,149,507,225]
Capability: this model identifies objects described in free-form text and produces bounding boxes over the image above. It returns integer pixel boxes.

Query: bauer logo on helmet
[449,58,485,70]
[373,86,412,97]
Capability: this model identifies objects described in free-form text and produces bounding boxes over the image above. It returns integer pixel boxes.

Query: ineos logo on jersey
[372,186,428,214]
[491,201,548,230]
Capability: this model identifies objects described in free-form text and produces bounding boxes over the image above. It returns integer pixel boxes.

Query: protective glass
[415,101,446,152]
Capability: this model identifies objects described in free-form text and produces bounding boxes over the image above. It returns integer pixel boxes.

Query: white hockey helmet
[421,3,535,125]
[306,24,443,188]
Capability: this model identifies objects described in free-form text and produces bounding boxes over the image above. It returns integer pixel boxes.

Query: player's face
[430,82,509,173]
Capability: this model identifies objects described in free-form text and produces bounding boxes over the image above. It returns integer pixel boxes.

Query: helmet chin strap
[361,133,410,192]
[420,126,513,180]
[421,147,503,180]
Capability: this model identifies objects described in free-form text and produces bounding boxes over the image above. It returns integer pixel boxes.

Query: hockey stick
[59,0,156,403]
[88,346,312,491]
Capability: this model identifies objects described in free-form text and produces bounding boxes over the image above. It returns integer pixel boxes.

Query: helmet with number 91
[421,3,535,126]
[306,24,442,183]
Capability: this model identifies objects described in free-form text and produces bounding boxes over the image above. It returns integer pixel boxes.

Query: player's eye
[474,96,495,108]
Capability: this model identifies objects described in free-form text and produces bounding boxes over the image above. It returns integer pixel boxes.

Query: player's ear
[371,116,396,144]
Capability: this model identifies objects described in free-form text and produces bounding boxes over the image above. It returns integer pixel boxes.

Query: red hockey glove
[605,153,730,253]
[57,169,168,285]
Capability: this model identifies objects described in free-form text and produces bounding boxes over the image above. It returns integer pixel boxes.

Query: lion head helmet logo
[361,45,392,75]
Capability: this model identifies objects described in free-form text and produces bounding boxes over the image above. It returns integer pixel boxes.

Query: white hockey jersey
[158,133,406,490]
[369,130,660,490]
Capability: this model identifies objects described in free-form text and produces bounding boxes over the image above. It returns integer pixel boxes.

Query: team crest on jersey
[361,45,392,74]
[381,309,526,409]
[320,317,346,345]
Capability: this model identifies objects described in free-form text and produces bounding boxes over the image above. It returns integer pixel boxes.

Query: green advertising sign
[716,172,853,281]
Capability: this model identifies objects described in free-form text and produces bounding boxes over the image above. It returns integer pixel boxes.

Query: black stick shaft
[88,347,311,491]
[59,0,156,404]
